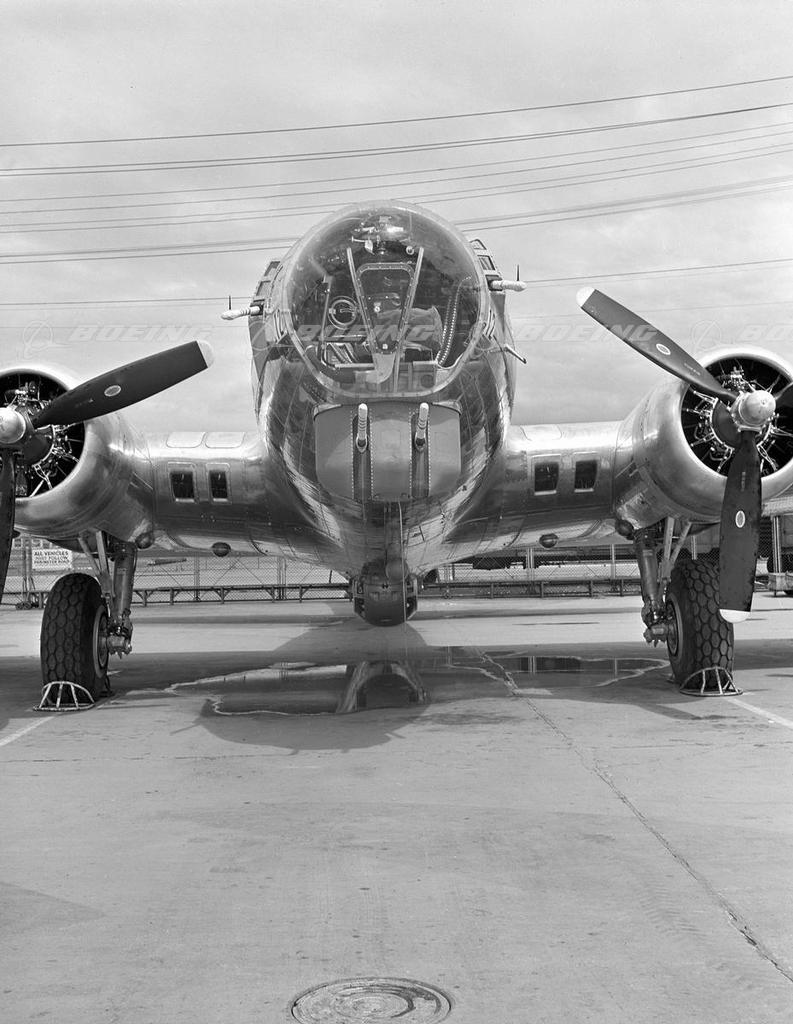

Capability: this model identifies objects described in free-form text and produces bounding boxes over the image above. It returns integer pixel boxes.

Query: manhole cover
[291,977,452,1022]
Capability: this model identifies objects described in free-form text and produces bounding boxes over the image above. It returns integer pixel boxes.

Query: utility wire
[4,140,792,234]
[4,102,793,176]
[0,296,228,307]
[0,297,790,313]
[0,238,296,264]
[459,177,793,232]
[4,74,792,147]
[519,257,793,285]
[512,298,793,316]
[5,128,793,222]
[4,120,792,207]
[3,173,793,265]
[3,176,793,263]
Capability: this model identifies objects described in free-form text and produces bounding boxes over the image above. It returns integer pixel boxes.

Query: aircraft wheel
[40,573,109,698]
[664,558,734,685]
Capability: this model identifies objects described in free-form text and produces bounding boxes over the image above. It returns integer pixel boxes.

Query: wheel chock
[35,681,104,712]
[679,666,742,697]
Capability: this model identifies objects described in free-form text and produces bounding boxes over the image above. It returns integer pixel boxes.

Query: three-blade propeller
[0,340,213,603]
[577,287,777,621]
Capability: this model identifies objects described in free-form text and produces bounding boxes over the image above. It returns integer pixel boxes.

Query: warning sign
[32,548,74,571]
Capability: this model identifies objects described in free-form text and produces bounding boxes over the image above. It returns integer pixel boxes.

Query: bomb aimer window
[283,204,484,390]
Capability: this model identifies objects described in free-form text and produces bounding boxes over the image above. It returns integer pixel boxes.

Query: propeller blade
[773,381,793,411]
[32,340,213,428]
[577,288,735,403]
[719,432,762,621]
[0,455,15,604]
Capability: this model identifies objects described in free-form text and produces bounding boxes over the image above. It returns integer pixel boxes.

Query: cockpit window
[283,203,484,391]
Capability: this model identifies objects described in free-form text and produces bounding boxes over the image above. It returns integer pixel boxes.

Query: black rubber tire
[40,573,109,698]
[665,559,734,685]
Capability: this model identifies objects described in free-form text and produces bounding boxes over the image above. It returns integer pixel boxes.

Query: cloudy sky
[3,0,793,430]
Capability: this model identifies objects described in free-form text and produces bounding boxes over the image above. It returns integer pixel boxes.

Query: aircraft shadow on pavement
[162,623,525,753]
[105,617,793,750]
[6,613,793,744]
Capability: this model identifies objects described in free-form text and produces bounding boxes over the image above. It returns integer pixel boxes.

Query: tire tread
[667,559,734,683]
[40,573,106,696]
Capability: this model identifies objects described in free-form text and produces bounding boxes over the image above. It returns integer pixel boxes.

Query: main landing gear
[632,519,739,694]
[38,533,137,708]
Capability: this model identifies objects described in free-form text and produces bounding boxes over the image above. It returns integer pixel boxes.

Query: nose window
[284,205,483,389]
[357,265,415,356]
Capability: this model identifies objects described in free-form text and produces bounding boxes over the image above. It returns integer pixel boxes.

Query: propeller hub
[0,407,27,446]
[731,390,776,431]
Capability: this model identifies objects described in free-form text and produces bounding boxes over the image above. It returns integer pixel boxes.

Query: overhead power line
[4,74,793,148]
[3,102,793,177]
[1,253,792,289]
[0,296,228,307]
[0,296,791,312]
[518,257,793,285]
[4,139,792,234]
[1,294,793,321]
[2,168,793,264]
[512,298,793,317]
[4,120,791,208]
[0,238,297,264]
[4,128,793,224]
[458,175,793,232]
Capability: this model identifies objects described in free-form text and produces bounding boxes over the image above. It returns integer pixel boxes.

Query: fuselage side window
[170,470,196,501]
[534,461,559,494]
[209,470,229,501]
[574,459,598,491]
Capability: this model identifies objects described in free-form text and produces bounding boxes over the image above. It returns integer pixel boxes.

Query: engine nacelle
[614,348,793,527]
[3,366,154,545]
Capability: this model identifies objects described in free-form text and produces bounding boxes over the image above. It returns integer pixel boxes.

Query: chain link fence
[4,527,781,608]
[8,500,793,612]
[2,540,350,607]
[4,537,648,607]
[424,547,641,598]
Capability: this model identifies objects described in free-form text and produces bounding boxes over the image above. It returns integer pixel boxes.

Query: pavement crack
[521,693,793,987]
[474,649,521,696]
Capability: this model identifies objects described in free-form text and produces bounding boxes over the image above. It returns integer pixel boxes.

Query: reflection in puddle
[171,652,665,717]
[501,655,663,688]
[339,661,426,712]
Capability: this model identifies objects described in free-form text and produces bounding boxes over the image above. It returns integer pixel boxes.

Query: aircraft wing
[12,422,332,562]
[444,421,623,555]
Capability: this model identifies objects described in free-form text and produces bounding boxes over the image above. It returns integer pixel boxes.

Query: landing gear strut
[39,532,137,703]
[633,519,736,689]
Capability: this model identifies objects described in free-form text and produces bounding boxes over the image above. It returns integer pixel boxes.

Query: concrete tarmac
[2,593,793,1023]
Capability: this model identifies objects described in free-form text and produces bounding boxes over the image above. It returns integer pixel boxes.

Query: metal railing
[3,544,647,607]
[6,513,790,608]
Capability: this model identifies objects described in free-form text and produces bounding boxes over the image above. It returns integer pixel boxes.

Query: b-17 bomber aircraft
[2,200,793,698]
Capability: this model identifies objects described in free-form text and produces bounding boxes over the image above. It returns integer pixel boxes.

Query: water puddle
[170,651,665,716]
